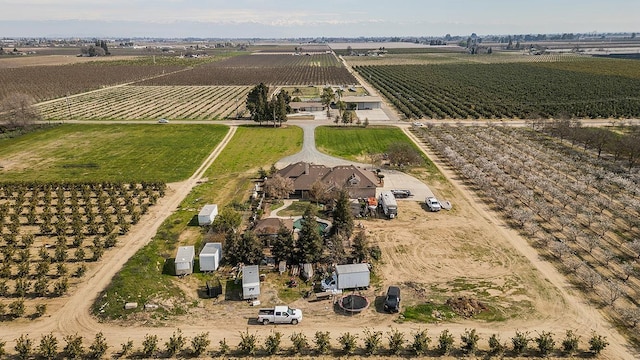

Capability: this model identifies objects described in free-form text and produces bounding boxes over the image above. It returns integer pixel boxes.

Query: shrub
[314,331,331,354]
[387,328,405,355]
[535,331,555,357]
[119,340,133,357]
[238,329,257,356]
[363,328,382,356]
[38,333,58,360]
[588,332,609,356]
[264,330,282,355]
[290,332,308,355]
[142,334,158,358]
[461,328,480,355]
[511,330,531,356]
[561,330,580,355]
[190,332,210,357]
[89,332,108,359]
[437,329,454,355]
[15,334,33,360]
[63,333,84,359]
[411,329,430,356]
[165,328,186,357]
[338,332,358,355]
[218,338,230,356]
[34,303,47,318]
[488,334,505,356]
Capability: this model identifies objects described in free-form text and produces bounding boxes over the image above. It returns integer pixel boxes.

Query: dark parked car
[384,286,401,313]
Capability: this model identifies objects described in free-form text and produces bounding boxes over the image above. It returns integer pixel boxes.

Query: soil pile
[446,296,488,318]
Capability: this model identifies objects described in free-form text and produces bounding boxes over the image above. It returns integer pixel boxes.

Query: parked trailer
[242,265,260,300]
[322,263,370,290]
[379,191,398,219]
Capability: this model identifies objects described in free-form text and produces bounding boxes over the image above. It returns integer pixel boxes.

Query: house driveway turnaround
[278,121,435,201]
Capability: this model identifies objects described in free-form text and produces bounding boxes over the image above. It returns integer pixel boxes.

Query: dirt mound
[446,296,488,318]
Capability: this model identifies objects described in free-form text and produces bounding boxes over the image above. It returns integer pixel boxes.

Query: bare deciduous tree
[0,93,41,129]
[263,174,294,200]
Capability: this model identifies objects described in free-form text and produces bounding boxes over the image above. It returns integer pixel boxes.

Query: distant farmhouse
[277,161,380,199]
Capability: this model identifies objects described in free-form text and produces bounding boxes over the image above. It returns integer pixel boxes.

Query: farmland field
[414,125,640,345]
[0,181,166,318]
[354,58,640,119]
[135,54,358,86]
[0,59,194,103]
[343,51,586,66]
[0,124,228,182]
[37,85,251,121]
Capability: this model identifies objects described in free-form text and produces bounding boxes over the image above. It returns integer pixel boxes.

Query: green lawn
[93,125,303,320]
[0,124,228,182]
[315,125,420,160]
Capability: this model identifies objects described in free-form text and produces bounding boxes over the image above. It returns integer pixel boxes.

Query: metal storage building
[174,246,195,276]
[198,204,218,226]
[242,265,260,300]
[199,242,222,272]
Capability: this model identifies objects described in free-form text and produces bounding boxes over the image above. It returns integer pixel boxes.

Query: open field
[136,54,357,86]
[37,85,250,121]
[413,124,640,346]
[0,124,228,182]
[93,125,303,320]
[315,125,430,164]
[354,59,640,119]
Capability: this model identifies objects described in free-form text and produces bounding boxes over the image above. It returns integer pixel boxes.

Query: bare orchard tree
[602,279,624,306]
[263,174,294,200]
[0,93,41,129]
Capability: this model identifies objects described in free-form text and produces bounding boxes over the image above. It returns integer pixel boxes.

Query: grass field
[0,124,228,182]
[93,125,303,320]
[315,125,423,160]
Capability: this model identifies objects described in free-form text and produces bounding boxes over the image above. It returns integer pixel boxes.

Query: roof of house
[276,162,379,192]
[254,218,294,235]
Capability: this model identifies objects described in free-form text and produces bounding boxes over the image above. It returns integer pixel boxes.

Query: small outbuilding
[199,242,222,272]
[198,204,218,226]
[175,246,195,276]
[242,265,260,300]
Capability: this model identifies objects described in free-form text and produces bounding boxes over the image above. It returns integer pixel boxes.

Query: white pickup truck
[257,306,303,325]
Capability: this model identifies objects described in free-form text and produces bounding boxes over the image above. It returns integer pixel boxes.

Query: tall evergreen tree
[272,223,295,264]
[332,189,354,239]
[295,205,323,263]
[246,83,270,124]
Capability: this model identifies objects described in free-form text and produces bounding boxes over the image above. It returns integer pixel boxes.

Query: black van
[384,286,401,313]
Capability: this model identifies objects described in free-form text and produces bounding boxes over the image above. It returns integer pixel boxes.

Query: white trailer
[379,191,398,219]
[322,263,370,290]
[242,265,260,300]
[174,246,195,276]
[199,242,222,272]
[198,204,218,226]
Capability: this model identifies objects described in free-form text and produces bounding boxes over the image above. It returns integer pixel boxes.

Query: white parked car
[158,118,169,124]
[425,197,442,212]
[412,121,424,127]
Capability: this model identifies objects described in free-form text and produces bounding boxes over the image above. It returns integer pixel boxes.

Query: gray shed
[175,246,195,276]
[199,242,222,272]
[242,265,260,300]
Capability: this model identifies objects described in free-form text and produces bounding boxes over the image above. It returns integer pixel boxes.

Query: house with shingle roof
[276,162,379,199]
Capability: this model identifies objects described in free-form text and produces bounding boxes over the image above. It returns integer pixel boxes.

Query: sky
[1,0,639,38]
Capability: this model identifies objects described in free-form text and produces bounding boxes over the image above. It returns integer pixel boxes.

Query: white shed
[175,246,195,276]
[199,242,222,272]
[198,204,218,226]
[242,265,260,300]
